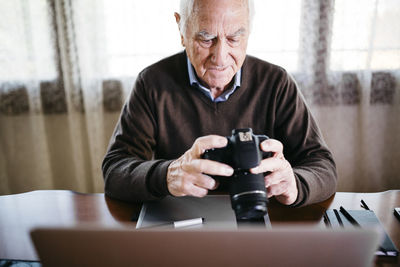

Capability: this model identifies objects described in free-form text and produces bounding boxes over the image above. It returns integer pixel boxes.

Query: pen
[333,209,344,227]
[360,199,370,210]
[339,206,361,227]
[323,212,331,227]
[141,217,205,229]
[173,217,204,228]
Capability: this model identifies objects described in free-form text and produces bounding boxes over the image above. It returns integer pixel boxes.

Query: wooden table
[0,190,399,265]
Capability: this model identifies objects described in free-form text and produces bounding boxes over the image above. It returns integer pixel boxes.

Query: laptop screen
[31,225,380,267]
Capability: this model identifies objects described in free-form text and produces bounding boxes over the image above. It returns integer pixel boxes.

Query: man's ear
[174,12,185,47]
[174,12,181,24]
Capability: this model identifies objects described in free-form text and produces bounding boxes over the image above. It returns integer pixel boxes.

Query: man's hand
[167,135,234,197]
[250,139,298,205]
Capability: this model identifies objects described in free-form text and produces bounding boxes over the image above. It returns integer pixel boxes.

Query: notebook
[135,195,271,229]
[136,195,237,229]
[31,225,381,267]
[324,209,399,257]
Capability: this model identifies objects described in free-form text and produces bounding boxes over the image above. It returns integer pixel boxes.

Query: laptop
[30,225,381,267]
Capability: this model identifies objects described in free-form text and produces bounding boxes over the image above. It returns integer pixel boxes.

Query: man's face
[181,0,250,90]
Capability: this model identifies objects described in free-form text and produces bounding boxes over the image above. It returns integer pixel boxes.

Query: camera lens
[229,172,268,220]
[202,128,271,220]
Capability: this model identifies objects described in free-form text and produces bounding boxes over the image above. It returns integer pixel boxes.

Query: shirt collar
[186,55,241,102]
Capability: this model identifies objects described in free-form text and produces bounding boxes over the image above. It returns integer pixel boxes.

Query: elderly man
[102,0,337,207]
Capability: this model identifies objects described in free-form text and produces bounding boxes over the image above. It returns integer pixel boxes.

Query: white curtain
[0,0,399,195]
[299,0,400,192]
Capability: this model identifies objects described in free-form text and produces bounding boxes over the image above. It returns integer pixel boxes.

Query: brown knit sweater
[102,51,337,207]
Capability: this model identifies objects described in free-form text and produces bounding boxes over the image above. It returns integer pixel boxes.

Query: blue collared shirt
[186,56,241,103]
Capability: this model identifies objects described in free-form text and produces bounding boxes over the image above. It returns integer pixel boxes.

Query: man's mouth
[208,66,228,72]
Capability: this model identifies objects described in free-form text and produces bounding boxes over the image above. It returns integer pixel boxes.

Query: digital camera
[202,128,272,220]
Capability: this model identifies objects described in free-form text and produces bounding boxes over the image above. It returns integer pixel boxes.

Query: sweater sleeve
[274,73,337,207]
[102,72,172,203]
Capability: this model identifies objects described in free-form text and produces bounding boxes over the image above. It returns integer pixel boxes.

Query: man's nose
[211,39,228,66]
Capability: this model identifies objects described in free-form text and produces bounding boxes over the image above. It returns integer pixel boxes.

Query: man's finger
[192,135,228,157]
[193,173,217,190]
[264,170,286,187]
[266,181,287,198]
[267,182,298,205]
[260,138,284,154]
[190,159,234,176]
[250,157,283,174]
[185,183,208,197]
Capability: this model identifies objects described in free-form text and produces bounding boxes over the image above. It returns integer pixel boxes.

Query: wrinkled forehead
[190,0,250,34]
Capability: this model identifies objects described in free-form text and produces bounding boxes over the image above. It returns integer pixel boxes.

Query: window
[0,0,56,82]
[330,0,400,71]
[102,0,302,76]
[0,0,398,84]
[248,0,302,72]
[103,0,181,77]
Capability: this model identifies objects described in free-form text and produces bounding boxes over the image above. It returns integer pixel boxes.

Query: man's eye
[228,38,240,44]
[201,39,212,45]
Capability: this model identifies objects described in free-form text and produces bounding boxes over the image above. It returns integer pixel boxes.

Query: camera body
[202,128,272,220]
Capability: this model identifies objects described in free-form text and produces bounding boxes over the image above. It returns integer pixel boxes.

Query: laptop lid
[31,225,380,267]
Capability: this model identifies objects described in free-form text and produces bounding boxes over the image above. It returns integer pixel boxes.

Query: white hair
[178,0,255,37]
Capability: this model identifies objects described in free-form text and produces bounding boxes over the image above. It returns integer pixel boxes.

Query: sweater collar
[186,54,241,103]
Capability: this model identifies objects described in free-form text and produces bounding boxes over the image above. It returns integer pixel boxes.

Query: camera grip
[202,143,233,166]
